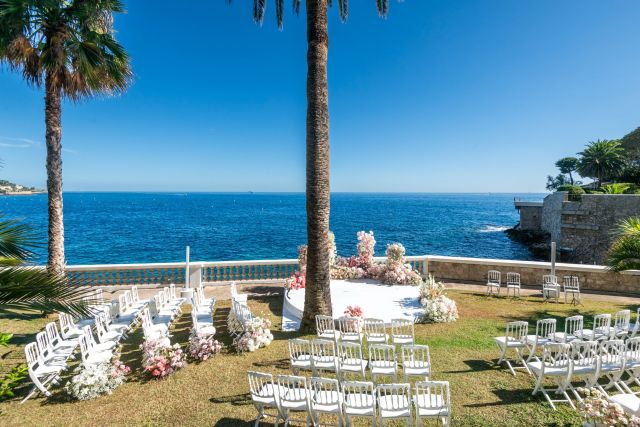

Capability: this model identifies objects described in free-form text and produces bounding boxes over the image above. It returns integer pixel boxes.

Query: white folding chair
[247,371,284,427]
[486,270,501,296]
[363,318,388,344]
[338,316,363,343]
[289,338,313,375]
[79,327,113,366]
[390,319,414,347]
[609,393,640,418]
[21,343,65,403]
[414,380,451,426]
[338,341,367,381]
[505,272,521,298]
[316,315,339,341]
[276,375,313,427]
[401,344,431,382]
[567,340,599,402]
[542,275,561,303]
[342,380,376,426]
[230,281,248,305]
[562,276,580,304]
[580,314,611,341]
[191,308,216,336]
[631,308,640,338]
[596,340,627,394]
[35,331,70,366]
[95,313,123,347]
[494,321,530,375]
[376,383,412,426]
[369,344,398,383]
[141,307,170,341]
[58,312,83,341]
[44,322,78,357]
[310,377,343,426]
[311,339,338,376]
[527,342,574,410]
[526,318,556,362]
[553,315,584,343]
[612,310,632,339]
[622,337,640,394]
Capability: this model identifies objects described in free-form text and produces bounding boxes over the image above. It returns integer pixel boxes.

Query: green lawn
[0,288,636,426]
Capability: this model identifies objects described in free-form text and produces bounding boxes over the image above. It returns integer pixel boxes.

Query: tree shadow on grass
[213,418,253,427]
[251,357,290,370]
[463,387,537,408]
[209,392,252,407]
[443,359,497,374]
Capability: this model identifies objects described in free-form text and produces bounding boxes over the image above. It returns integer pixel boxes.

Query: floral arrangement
[342,305,364,332]
[188,330,223,361]
[65,360,129,401]
[141,339,187,379]
[578,388,640,426]
[344,305,364,318]
[284,270,306,293]
[418,275,458,323]
[378,243,423,285]
[232,316,274,353]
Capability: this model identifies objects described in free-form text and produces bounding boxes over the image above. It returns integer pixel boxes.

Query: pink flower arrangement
[344,305,364,318]
[578,388,640,426]
[141,340,187,379]
[188,331,222,361]
[112,360,131,378]
[284,270,306,292]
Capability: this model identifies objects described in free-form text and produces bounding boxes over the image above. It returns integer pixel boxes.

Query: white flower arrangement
[232,316,274,353]
[188,330,222,361]
[418,275,459,323]
[65,360,129,401]
[578,388,640,427]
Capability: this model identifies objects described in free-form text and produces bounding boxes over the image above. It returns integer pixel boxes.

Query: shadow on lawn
[213,418,253,426]
[463,388,537,408]
[209,392,252,406]
[443,359,497,374]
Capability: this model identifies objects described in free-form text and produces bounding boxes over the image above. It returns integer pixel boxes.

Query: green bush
[0,364,28,401]
[557,185,586,200]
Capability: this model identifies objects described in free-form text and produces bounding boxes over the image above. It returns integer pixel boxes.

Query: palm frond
[0,267,94,317]
[293,0,300,15]
[253,0,266,25]
[338,0,348,22]
[606,234,640,272]
[376,0,389,17]
[275,0,284,29]
[0,216,38,261]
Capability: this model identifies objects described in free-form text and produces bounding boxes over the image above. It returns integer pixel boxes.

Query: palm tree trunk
[45,73,65,276]
[300,0,332,332]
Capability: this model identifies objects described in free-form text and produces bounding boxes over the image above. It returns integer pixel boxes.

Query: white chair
[369,344,398,383]
[505,272,521,298]
[342,380,376,426]
[486,270,501,296]
[230,281,248,305]
[44,322,78,356]
[527,342,574,410]
[289,339,313,375]
[276,375,313,427]
[414,380,451,426]
[338,341,367,381]
[525,318,556,362]
[130,285,148,310]
[563,276,580,304]
[309,377,343,426]
[338,316,363,343]
[494,321,530,375]
[596,340,627,394]
[116,291,140,323]
[567,340,599,402]
[553,315,584,343]
[609,393,640,418]
[376,383,412,426]
[191,308,216,336]
[247,371,283,427]
[390,319,414,347]
[542,275,561,303]
[22,343,65,403]
[95,313,123,347]
[622,337,640,393]
[79,328,113,366]
[311,339,339,376]
[81,324,116,354]
[401,344,431,382]
[631,308,640,339]
[363,318,388,344]
[580,314,611,341]
[316,315,339,341]
[162,286,183,314]
[612,310,632,339]
[58,312,83,341]
[141,307,169,339]
[168,283,186,306]
[35,331,71,366]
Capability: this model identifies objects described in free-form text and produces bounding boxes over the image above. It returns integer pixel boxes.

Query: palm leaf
[0,216,38,261]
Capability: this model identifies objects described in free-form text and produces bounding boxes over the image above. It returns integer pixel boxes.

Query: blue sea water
[0,192,544,265]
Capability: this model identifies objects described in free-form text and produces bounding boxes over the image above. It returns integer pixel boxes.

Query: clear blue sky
[1,0,639,192]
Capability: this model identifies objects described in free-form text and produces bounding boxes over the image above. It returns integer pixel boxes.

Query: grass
[0,288,637,426]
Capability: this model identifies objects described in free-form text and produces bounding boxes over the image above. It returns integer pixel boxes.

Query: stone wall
[519,205,543,231]
[541,192,565,242]
[425,255,640,295]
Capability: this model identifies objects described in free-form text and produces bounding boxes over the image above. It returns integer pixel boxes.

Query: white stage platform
[282,279,424,331]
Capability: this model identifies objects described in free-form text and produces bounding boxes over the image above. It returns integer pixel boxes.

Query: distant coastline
[0,179,45,196]
[0,190,46,196]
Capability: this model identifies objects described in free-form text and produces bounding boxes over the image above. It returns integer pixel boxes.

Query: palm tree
[607,217,640,272]
[0,0,132,276]
[231,0,395,332]
[577,139,625,189]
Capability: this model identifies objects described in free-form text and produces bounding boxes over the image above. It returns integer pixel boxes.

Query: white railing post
[422,255,429,277]
[189,263,202,289]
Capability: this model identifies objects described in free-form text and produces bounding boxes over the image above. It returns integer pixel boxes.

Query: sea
[0,192,544,266]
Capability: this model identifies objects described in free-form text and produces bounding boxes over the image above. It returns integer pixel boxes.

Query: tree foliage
[607,217,640,272]
[576,139,625,188]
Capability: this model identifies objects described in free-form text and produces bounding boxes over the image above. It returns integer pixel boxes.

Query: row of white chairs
[248,371,451,426]
[142,286,187,344]
[290,339,431,385]
[191,284,216,336]
[316,315,415,346]
[486,271,581,303]
[228,298,254,338]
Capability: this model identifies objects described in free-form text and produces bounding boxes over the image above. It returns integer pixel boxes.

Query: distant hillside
[622,127,640,160]
[0,179,44,195]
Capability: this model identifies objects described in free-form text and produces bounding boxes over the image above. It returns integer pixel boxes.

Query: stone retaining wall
[425,256,640,295]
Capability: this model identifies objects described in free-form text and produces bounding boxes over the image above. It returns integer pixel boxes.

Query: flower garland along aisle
[578,388,640,426]
[141,339,187,379]
[418,275,459,323]
[65,359,131,401]
[231,316,274,353]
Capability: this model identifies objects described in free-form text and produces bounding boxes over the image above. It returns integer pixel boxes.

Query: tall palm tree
[232,0,395,332]
[577,139,625,189]
[607,217,640,272]
[0,0,132,276]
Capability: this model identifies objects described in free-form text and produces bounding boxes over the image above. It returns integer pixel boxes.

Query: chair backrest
[310,377,340,406]
[570,340,598,368]
[339,341,364,364]
[342,380,375,411]
[363,318,387,341]
[141,308,154,332]
[81,325,99,349]
[338,316,362,339]
[401,344,431,367]
[614,310,631,331]
[123,290,133,309]
[369,344,396,367]
[542,275,558,285]
[376,383,411,412]
[564,315,584,337]
[311,339,337,363]
[247,371,276,401]
[414,381,450,412]
[506,272,520,285]
[289,338,312,361]
[58,312,73,336]
[230,282,238,297]
[599,340,625,367]
[118,294,128,314]
[391,319,414,341]
[626,337,640,363]
[593,314,612,334]
[540,343,571,370]
[277,375,309,406]
[315,315,336,336]
[131,286,139,303]
[163,287,171,302]
[169,283,178,299]
[633,309,640,338]
[94,288,105,304]
[79,331,92,362]
[534,318,556,340]
[563,276,579,290]
[45,322,62,346]
[504,321,528,344]
[487,270,500,284]
[95,314,112,342]
[35,331,52,360]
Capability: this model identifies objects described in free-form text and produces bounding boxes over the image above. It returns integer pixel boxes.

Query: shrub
[557,184,585,200]
[0,364,28,401]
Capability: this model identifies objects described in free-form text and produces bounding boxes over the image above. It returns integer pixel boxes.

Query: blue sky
[1,0,639,192]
